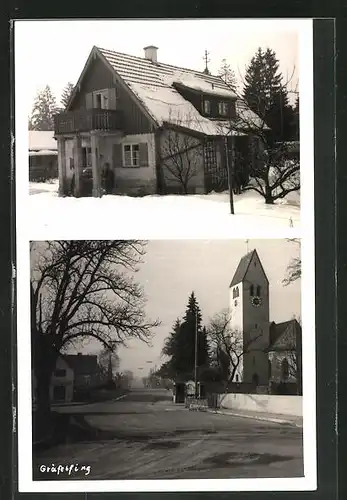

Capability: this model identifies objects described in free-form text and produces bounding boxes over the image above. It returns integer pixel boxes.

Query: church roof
[268,319,301,351]
[229,249,268,287]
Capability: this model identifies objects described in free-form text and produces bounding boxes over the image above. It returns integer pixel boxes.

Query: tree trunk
[265,185,274,204]
[33,364,54,443]
[35,369,51,417]
[32,334,58,438]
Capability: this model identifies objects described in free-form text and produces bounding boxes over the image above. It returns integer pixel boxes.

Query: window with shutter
[204,99,211,115]
[124,145,132,166]
[218,102,228,116]
[122,143,145,167]
[132,144,140,166]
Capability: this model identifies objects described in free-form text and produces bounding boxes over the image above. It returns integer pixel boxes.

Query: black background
[0,6,344,500]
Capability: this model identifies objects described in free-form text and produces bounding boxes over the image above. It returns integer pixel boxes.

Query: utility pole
[194,308,198,398]
[225,134,235,214]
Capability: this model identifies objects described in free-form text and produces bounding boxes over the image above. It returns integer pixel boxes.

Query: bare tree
[160,113,204,194]
[31,240,160,416]
[219,99,300,204]
[218,59,237,92]
[283,238,301,286]
[207,309,261,387]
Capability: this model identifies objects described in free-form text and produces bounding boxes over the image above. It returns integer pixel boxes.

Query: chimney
[144,45,158,63]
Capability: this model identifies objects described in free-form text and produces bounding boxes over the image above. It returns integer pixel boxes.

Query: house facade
[54,45,264,197]
[63,353,106,399]
[229,249,302,394]
[50,355,74,403]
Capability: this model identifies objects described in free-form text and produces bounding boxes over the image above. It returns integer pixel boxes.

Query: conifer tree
[29,85,59,131]
[243,47,295,142]
[291,94,300,141]
[160,292,209,381]
[61,81,75,109]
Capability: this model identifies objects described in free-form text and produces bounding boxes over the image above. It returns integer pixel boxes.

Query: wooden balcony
[54,108,123,135]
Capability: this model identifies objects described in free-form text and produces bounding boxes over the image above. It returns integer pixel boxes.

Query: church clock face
[251,296,262,307]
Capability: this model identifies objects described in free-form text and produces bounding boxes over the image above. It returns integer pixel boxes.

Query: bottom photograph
[29,238,303,482]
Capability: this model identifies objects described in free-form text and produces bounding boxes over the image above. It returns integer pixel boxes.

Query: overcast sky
[16,19,303,112]
[74,239,301,377]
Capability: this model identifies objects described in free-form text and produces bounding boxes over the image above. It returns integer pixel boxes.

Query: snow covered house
[54,45,265,197]
[29,131,58,181]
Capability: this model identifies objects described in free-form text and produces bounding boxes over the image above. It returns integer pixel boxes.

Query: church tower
[229,249,270,386]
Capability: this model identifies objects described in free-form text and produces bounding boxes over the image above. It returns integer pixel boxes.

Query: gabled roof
[29,131,57,151]
[229,249,268,287]
[69,45,265,137]
[268,319,301,351]
[63,354,99,376]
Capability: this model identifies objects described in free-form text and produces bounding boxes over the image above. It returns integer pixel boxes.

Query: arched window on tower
[236,286,239,297]
[250,284,254,296]
[256,285,261,296]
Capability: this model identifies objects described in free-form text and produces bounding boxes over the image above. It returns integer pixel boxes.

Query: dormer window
[218,101,228,116]
[204,99,211,115]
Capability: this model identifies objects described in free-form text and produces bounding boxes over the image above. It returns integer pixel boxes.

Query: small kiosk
[173,380,196,404]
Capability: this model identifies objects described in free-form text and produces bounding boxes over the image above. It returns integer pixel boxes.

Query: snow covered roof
[96,46,263,136]
[29,149,58,157]
[29,131,57,152]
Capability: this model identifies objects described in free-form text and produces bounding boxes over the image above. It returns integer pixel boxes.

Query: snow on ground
[29,179,59,195]
[26,180,300,240]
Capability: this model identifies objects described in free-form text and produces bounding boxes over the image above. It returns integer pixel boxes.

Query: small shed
[29,131,58,181]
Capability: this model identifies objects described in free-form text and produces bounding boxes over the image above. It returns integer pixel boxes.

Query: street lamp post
[224,132,235,215]
[194,308,198,398]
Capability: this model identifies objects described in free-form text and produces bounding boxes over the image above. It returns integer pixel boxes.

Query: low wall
[218,393,302,417]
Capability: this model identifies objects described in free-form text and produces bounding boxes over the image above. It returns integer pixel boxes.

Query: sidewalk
[207,407,303,428]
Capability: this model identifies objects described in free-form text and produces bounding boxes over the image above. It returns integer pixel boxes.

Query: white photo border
[15,18,316,493]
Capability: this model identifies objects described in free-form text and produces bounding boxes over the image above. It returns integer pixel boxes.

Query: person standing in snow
[103,162,114,194]
[70,164,75,196]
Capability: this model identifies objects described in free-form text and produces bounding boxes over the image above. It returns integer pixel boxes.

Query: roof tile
[96,46,264,136]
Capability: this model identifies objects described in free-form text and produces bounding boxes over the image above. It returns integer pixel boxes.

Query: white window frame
[218,101,228,116]
[204,99,211,115]
[123,143,140,167]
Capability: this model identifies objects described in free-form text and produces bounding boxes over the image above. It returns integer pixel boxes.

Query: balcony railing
[54,108,123,135]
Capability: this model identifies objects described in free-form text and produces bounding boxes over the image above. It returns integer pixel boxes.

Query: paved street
[33,388,303,480]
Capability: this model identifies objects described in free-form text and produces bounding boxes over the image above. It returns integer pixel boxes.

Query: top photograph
[17,19,312,237]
